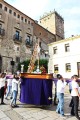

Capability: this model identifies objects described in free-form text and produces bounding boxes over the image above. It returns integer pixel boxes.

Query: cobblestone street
[0,86,79,120]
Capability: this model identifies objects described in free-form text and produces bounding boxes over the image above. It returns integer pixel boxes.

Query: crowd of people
[0,72,20,108]
[56,74,80,120]
[0,71,80,119]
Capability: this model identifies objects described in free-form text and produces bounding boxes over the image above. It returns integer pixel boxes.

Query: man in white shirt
[56,74,66,116]
[71,75,80,120]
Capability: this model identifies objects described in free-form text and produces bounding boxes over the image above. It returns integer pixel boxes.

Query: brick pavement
[0,86,79,120]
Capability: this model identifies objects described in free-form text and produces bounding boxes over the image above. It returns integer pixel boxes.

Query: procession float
[20,39,53,105]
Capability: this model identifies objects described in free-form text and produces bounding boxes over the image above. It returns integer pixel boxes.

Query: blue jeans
[11,90,18,106]
[56,93,64,115]
[6,86,12,98]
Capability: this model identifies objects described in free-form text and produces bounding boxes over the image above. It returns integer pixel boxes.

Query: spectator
[71,75,80,119]
[68,76,73,107]
[10,74,19,107]
[56,74,67,116]
[5,76,12,99]
[0,73,6,104]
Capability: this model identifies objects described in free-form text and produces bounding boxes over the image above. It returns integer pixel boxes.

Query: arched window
[17,14,20,18]
[0,4,2,9]
[4,6,7,11]
[14,12,16,16]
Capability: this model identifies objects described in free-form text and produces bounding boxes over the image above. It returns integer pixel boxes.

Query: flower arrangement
[40,65,46,74]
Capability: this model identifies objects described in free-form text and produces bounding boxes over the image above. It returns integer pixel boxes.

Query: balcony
[0,28,5,36]
[13,34,22,43]
[25,39,33,47]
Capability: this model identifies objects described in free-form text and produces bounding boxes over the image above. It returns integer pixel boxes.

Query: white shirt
[71,81,79,96]
[12,78,18,92]
[7,78,12,86]
[57,80,66,93]
[0,78,5,88]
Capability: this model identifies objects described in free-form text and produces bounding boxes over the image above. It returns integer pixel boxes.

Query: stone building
[40,10,64,41]
[0,0,64,73]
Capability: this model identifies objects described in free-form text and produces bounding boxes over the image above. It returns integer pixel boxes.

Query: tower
[39,10,64,41]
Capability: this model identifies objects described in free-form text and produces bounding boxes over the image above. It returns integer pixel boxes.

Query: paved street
[0,85,79,120]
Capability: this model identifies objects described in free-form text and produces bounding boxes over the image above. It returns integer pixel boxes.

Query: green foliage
[17,59,48,72]
[39,59,48,72]
[17,59,30,72]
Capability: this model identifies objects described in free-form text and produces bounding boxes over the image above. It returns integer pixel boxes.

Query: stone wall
[0,1,61,73]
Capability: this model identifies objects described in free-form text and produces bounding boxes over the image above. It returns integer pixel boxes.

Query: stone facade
[40,10,64,41]
[0,0,64,73]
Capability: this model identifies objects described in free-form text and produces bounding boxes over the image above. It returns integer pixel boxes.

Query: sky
[5,0,80,38]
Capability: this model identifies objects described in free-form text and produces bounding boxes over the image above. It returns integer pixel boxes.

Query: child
[56,74,67,116]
